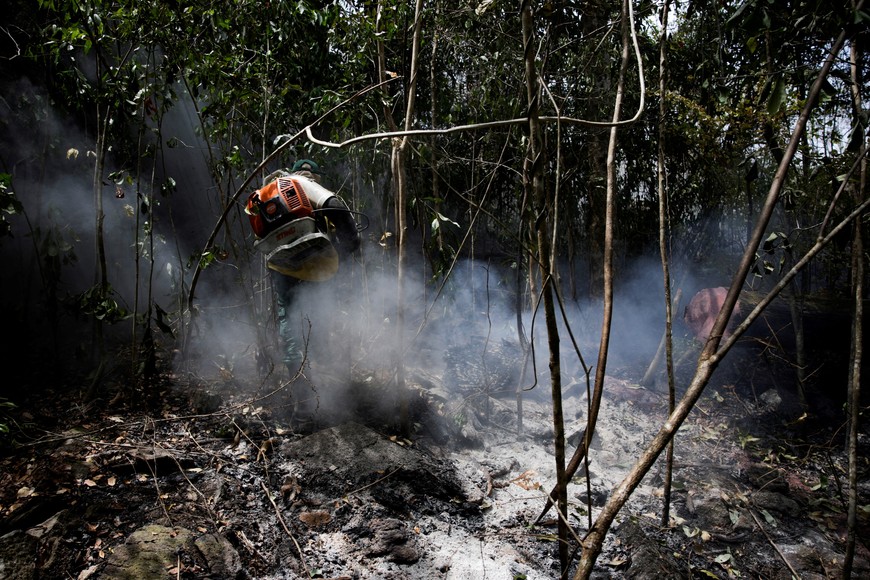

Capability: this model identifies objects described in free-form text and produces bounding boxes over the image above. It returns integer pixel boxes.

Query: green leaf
[767,77,785,115]
[738,432,760,449]
[154,304,175,338]
[729,510,740,525]
[746,36,758,53]
[161,177,177,196]
[435,212,460,229]
[683,526,699,538]
[726,1,752,28]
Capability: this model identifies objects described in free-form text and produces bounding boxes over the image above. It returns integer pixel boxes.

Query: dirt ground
[1,356,869,579]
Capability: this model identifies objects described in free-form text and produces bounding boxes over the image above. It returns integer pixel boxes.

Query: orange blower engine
[246,176,339,281]
[246,176,314,237]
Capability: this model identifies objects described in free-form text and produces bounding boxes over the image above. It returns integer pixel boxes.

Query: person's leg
[270,271,321,423]
[271,270,304,374]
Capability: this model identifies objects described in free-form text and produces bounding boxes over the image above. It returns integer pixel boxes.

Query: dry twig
[749,509,801,579]
[260,480,309,577]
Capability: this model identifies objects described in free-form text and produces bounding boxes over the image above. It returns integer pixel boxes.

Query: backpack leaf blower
[246,176,339,281]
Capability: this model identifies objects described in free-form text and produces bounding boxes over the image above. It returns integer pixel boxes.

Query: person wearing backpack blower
[246,159,361,419]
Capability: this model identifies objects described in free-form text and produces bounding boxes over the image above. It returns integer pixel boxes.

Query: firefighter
[258,159,361,378]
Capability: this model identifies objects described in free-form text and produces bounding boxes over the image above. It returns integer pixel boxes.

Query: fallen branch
[346,466,403,496]
[260,480,309,578]
[749,509,801,579]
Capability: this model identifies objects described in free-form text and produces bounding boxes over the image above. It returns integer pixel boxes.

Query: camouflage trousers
[270,270,305,374]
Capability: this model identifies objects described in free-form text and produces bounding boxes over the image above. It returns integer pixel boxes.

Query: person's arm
[291,175,360,254]
[321,196,360,255]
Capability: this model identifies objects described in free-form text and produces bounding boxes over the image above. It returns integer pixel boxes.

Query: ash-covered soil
[1,363,869,579]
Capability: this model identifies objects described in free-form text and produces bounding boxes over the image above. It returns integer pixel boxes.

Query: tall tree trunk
[584,2,610,298]
[520,1,568,571]
[379,0,424,436]
[843,31,866,579]
[534,0,631,529]
[655,0,676,528]
[843,149,864,580]
[86,99,110,399]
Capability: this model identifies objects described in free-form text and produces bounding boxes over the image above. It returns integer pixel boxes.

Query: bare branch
[305,0,645,151]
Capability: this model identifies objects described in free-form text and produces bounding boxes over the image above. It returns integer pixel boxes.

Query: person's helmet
[291,159,323,175]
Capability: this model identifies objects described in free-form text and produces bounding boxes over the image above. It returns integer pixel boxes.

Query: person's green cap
[291,159,323,174]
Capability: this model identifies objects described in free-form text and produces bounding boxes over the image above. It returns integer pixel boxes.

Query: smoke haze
[1,76,737,420]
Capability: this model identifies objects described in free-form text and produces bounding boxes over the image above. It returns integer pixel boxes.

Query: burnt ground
[1,351,870,579]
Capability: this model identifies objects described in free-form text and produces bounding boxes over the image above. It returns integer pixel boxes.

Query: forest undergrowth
[1,347,869,579]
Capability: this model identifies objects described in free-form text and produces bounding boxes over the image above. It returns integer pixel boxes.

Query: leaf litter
[0,369,868,579]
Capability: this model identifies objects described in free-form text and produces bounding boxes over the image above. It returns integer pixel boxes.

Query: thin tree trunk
[639,290,680,386]
[761,29,810,405]
[655,0,676,527]
[516,174,535,435]
[430,0,443,263]
[535,0,631,529]
[86,99,110,399]
[843,155,864,580]
[842,31,866,579]
[520,1,568,571]
[381,0,424,436]
[584,1,609,298]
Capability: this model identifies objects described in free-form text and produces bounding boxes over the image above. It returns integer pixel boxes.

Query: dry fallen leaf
[299,510,331,527]
[281,476,301,501]
[510,470,541,491]
[607,555,628,567]
[257,438,274,462]
[77,564,99,580]
[16,486,35,498]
